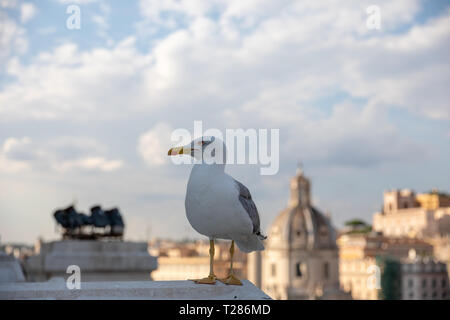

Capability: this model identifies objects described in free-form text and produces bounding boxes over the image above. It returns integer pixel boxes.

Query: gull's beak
[168,146,192,156]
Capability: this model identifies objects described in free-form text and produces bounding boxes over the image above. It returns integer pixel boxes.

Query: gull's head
[168,136,226,164]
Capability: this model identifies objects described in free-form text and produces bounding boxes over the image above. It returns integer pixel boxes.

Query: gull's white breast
[185,166,253,240]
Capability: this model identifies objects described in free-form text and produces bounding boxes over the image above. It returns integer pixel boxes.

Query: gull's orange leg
[219,240,243,285]
[189,239,217,284]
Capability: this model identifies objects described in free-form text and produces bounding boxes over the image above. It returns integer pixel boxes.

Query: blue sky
[0,0,449,243]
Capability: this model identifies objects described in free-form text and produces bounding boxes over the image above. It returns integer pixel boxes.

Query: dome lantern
[289,166,311,208]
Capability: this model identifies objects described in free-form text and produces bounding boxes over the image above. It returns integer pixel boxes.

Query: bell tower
[289,163,311,208]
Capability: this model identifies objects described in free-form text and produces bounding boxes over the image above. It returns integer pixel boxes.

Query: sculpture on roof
[53,204,125,240]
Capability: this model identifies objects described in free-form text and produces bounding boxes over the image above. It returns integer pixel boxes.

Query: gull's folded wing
[233,179,266,239]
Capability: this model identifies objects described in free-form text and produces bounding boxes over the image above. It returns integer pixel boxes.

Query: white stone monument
[23,240,157,282]
[0,240,272,300]
[0,279,271,300]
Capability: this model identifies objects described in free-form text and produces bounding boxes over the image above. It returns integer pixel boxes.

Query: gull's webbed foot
[189,274,217,285]
[219,274,243,286]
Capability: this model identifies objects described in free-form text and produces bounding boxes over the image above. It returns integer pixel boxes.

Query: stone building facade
[401,260,449,300]
[338,233,435,300]
[373,189,450,238]
[248,168,350,300]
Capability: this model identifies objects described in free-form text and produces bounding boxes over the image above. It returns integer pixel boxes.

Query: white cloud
[2,0,446,169]
[0,10,28,66]
[0,137,32,173]
[55,156,123,172]
[56,0,98,4]
[0,37,151,121]
[92,14,108,30]
[20,2,37,23]
[288,101,428,167]
[139,0,215,26]
[3,0,447,124]
[138,122,175,166]
[135,0,448,123]
[0,0,17,8]
[92,2,113,44]
[2,136,31,156]
[339,11,450,120]
[0,136,123,173]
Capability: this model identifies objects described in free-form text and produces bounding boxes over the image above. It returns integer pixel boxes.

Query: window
[319,226,328,237]
[422,279,427,288]
[271,264,276,277]
[408,279,413,288]
[296,262,306,277]
[296,263,302,277]
[324,262,329,279]
[432,279,436,288]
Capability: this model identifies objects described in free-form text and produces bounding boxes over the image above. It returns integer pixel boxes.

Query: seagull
[168,136,266,285]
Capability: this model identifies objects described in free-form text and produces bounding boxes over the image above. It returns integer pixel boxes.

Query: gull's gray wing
[234,179,265,238]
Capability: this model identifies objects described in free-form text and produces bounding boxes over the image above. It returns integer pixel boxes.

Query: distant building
[150,240,247,281]
[339,256,379,300]
[338,233,434,261]
[248,168,350,300]
[1,243,34,261]
[428,236,450,284]
[338,232,434,300]
[375,256,449,300]
[0,252,25,283]
[417,190,450,210]
[373,189,450,238]
[401,259,449,300]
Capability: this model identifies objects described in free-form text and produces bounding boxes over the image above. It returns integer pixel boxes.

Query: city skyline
[2,167,449,300]
[1,0,450,244]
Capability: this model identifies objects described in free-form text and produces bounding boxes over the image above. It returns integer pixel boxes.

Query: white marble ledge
[0,279,272,300]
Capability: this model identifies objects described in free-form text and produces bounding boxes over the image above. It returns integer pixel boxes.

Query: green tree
[377,256,401,300]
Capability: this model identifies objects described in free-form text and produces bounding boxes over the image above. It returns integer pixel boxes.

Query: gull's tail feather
[235,234,265,253]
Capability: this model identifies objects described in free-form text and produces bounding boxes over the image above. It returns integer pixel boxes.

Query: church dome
[267,168,337,250]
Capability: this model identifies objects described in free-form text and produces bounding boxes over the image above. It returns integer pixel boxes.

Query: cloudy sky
[0,0,449,244]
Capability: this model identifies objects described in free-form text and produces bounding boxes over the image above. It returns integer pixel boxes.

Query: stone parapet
[0,279,272,300]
